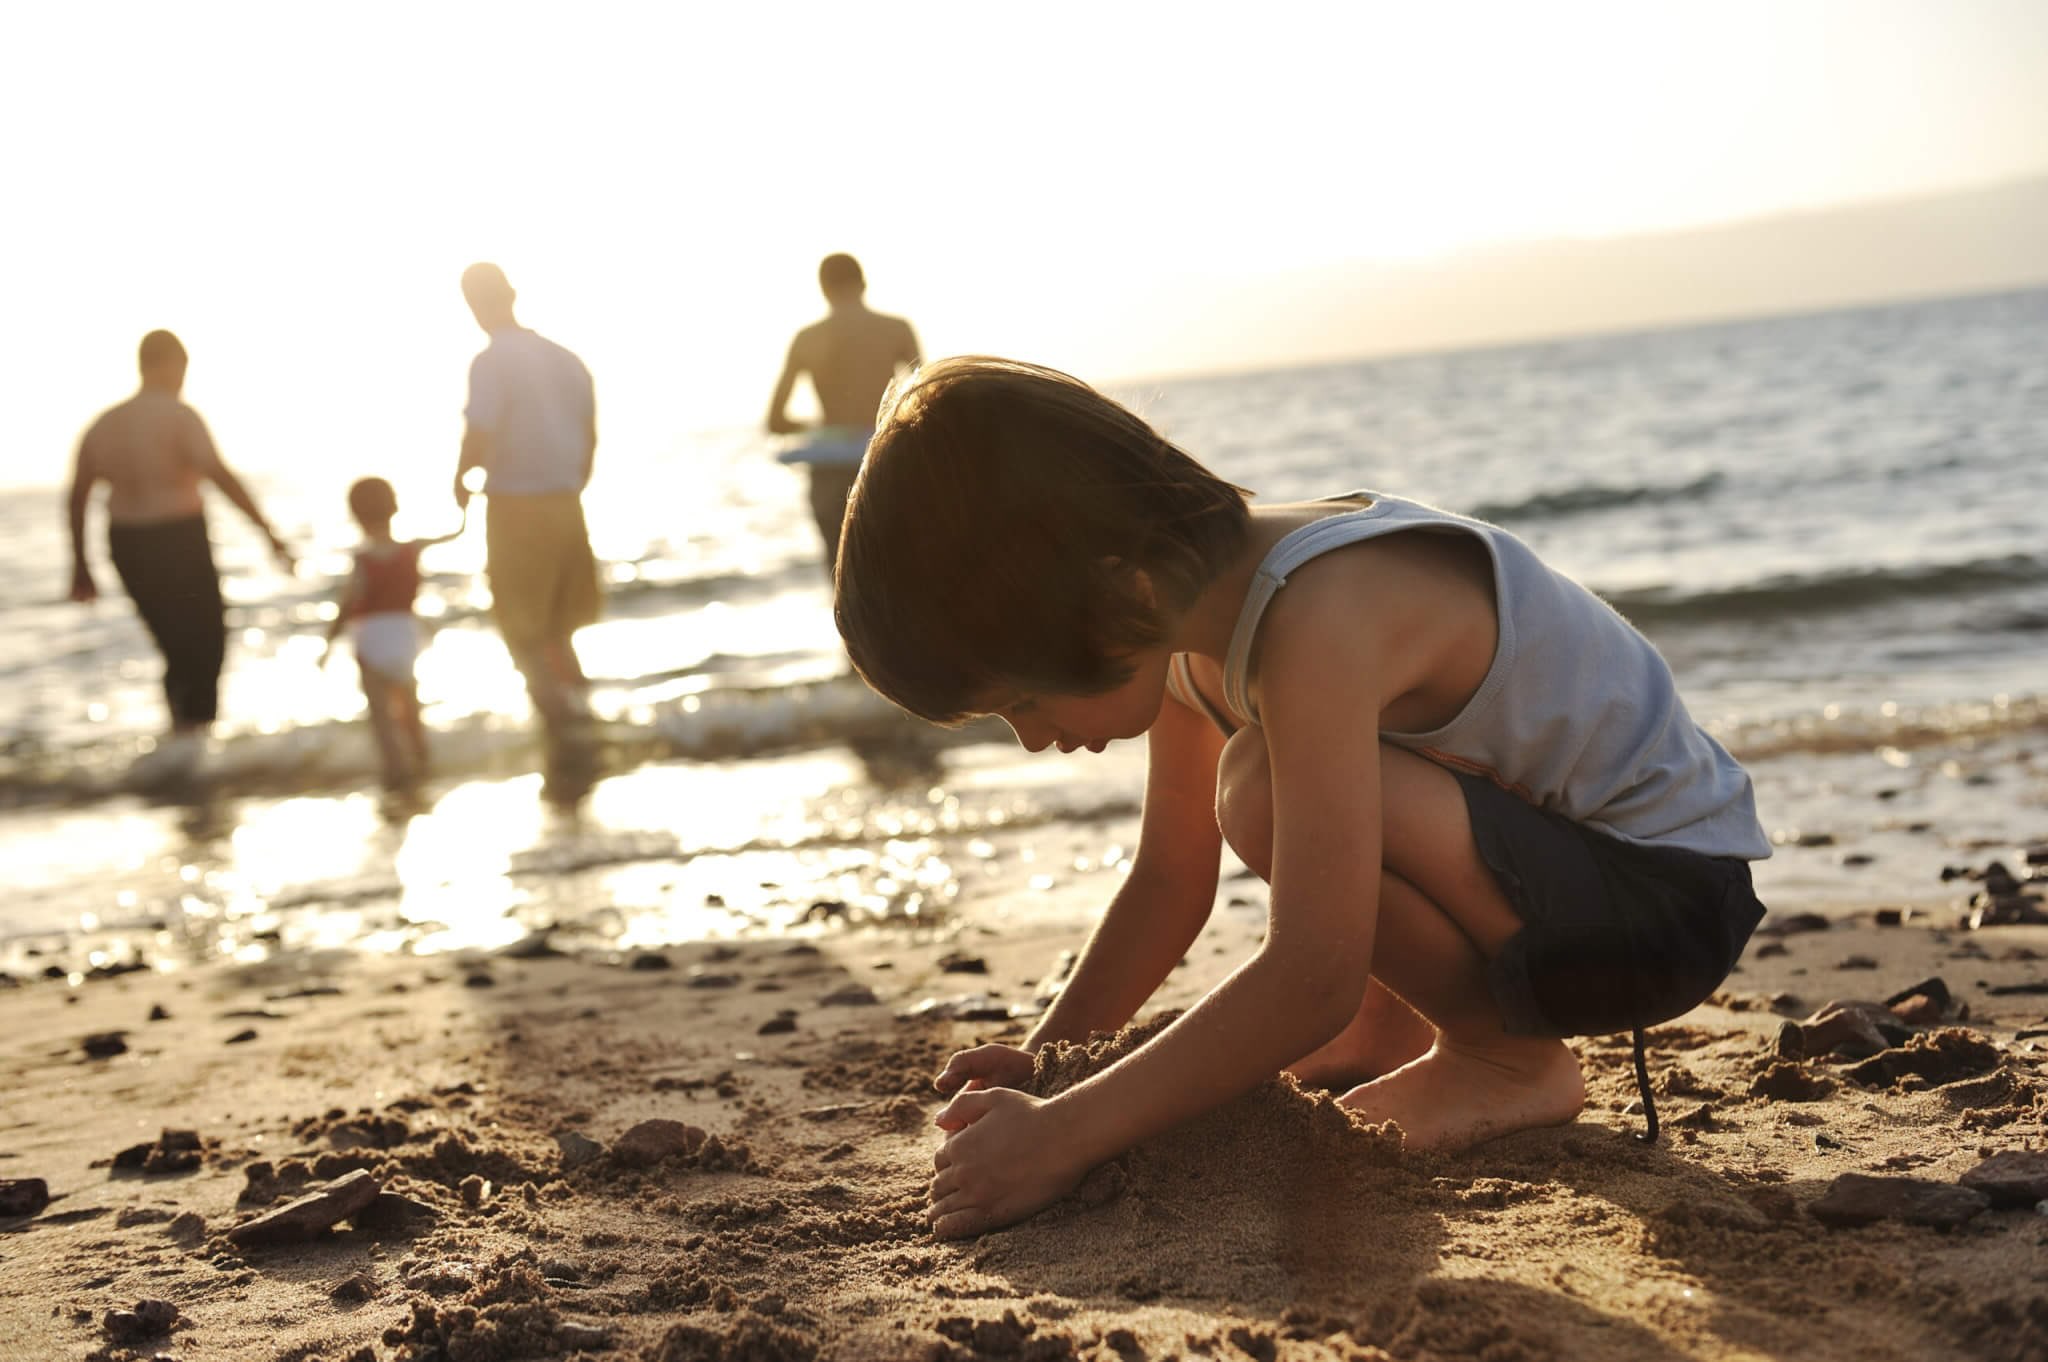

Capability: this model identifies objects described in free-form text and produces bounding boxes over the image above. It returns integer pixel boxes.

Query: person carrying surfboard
[764,253,920,572]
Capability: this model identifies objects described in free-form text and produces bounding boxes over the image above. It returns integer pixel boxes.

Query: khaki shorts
[485,493,601,649]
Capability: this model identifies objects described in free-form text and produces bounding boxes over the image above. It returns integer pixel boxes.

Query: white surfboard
[775,426,872,467]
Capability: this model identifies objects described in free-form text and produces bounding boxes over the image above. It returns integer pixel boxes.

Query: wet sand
[4,850,2048,1361]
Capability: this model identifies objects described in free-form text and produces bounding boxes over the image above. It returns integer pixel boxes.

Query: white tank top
[1170,492,1770,860]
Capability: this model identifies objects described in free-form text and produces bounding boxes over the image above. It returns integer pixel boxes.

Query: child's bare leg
[400,683,429,779]
[1216,734,1446,1088]
[1216,733,1583,1149]
[1340,863,1584,1149]
[1288,981,1436,1091]
[361,671,411,790]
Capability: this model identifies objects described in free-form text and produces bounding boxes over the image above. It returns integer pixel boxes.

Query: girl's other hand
[933,1042,1036,1097]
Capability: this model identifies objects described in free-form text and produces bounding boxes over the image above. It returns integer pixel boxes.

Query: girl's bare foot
[1337,1036,1585,1151]
[1288,982,1436,1091]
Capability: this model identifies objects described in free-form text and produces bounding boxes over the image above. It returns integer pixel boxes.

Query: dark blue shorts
[1453,771,1767,1039]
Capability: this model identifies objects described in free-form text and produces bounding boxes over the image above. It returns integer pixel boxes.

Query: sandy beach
[5,815,2047,1362]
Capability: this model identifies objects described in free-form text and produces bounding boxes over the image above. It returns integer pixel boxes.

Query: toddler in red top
[324,478,465,790]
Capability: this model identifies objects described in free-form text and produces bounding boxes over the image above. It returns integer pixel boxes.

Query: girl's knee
[1215,729,1274,879]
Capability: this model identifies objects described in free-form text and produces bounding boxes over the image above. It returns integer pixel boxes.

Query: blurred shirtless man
[66,330,293,736]
[765,254,920,569]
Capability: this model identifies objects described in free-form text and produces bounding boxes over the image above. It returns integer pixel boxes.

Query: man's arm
[65,431,100,602]
[765,336,807,436]
[456,426,490,509]
[580,368,598,491]
[457,351,496,507]
[415,504,470,549]
[186,410,291,569]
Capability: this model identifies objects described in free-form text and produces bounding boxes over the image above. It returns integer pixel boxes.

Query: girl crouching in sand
[832,358,1771,1239]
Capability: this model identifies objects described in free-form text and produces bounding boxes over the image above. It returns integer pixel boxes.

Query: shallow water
[5,286,2046,956]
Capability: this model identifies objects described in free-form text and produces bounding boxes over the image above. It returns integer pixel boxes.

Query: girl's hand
[933,1043,1036,1097]
[929,1089,1091,1238]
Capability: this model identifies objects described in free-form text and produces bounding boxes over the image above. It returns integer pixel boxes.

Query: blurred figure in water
[765,253,920,572]
[65,330,295,745]
[322,477,467,793]
[452,263,602,764]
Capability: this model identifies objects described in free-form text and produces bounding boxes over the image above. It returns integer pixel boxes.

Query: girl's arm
[935,695,1224,1096]
[931,568,1429,1235]
[1024,694,1227,1048]
[1044,614,1389,1160]
[414,504,470,549]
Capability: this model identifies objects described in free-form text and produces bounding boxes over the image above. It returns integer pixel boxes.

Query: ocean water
[4,287,2046,959]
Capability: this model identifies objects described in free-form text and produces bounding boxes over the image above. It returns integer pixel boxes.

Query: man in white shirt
[453,263,600,746]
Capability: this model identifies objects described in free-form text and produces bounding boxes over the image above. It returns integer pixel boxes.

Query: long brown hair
[834,357,1250,725]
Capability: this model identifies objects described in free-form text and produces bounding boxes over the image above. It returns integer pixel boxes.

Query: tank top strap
[1167,652,1242,738]
[1220,492,1402,725]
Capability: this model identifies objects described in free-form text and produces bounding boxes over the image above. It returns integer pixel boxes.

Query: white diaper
[352,611,423,682]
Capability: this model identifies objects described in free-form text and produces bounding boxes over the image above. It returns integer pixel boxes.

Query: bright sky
[3,0,2045,489]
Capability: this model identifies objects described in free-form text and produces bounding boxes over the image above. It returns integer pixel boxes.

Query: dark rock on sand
[1775,1001,1912,1060]
[554,1130,605,1170]
[353,1191,441,1236]
[227,1168,381,1245]
[166,1211,207,1244]
[0,1177,51,1217]
[686,968,740,989]
[500,929,563,959]
[148,1003,172,1021]
[104,1297,180,1340]
[224,1028,258,1044]
[1884,975,1954,1015]
[757,1011,799,1035]
[1810,1173,1990,1230]
[901,993,1017,1022]
[113,1129,205,1175]
[612,1119,708,1168]
[819,982,880,1006]
[1758,911,1831,937]
[1889,992,1945,1025]
[937,951,989,974]
[82,1030,128,1058]
[1959,1150,2048,1208]
[1961,892,2048,929]
[331,1270,380,1303]
[630,951,673,971]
